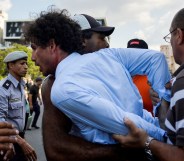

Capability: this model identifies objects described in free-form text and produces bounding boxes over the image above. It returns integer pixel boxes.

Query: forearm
[156,99,170,130]
[38,93,42,102]
[45,140,144,161]
[28,95,33,106]
[44,135,125,161]
[16,134,37,160]
[151,140,184,161]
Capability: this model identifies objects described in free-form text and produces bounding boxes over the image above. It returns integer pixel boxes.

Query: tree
[0,43,43,80]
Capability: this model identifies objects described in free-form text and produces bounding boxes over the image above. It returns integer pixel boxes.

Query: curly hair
[24,9,83,53]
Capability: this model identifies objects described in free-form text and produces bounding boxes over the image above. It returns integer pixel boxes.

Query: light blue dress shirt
[51,48,171,144]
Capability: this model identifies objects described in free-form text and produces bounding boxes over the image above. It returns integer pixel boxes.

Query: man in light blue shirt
[25,10,171,145]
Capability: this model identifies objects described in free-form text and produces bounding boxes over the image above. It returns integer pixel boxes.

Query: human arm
[149,81,171,106]
[116,48,171,103]
[149,82,171,129]
[113,118,184,161]
[41,75,134,161]
[16,135,37,161]
[150,88,170,129]
[28,93,33,111]
[53,85,165,141]
[150,88,160,106]
[156,99,169,130]
[37,88,42,105]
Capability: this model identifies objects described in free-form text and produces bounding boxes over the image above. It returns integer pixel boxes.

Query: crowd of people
[0,6,183,161]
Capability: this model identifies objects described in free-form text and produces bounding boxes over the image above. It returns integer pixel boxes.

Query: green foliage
[0,43,43,80]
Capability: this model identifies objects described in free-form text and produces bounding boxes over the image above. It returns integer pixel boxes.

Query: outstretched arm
[41,75,143,161]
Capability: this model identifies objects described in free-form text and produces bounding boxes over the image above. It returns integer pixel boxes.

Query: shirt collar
[7,73,25,88]
[173,63,184,77]
[55,52,81,78]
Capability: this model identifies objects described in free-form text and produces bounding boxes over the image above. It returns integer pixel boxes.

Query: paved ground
[24,105,47,161]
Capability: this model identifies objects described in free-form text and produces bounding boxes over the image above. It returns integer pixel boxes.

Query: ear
[48,39,57,51]
[82,39,87,47]
[9,62,14,69]
[177,28,184,45]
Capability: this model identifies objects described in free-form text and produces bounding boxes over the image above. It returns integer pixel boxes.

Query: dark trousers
[31,102,40,127]
[24,112,29,131]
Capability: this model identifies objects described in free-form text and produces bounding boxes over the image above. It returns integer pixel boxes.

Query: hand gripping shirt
[51,48,171,144]
[0,73,26,132]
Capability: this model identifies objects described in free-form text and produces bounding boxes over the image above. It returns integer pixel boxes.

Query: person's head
[72,14,115,54]
[127,38,148,49]
[24,8,83,76]
[167,8,184,65]
[35,77,42,87]
[3,51,28,81]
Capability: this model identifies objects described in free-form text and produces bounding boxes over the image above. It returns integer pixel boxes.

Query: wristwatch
[144,136,155,161]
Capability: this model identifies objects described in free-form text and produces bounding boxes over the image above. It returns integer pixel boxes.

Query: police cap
[3,51,28,63]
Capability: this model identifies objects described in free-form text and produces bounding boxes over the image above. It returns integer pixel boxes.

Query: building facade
[160,44,179,74]
[0,10,8,29]
[0,10,8,45]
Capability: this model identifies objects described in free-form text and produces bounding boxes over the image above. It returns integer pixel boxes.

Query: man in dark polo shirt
[28,77,42,129]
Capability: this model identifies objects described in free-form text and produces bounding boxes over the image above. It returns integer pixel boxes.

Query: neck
[9,71,21,82]
[56,49,69,64]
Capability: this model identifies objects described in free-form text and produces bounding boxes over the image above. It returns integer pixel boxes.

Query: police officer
[0,51,37,161]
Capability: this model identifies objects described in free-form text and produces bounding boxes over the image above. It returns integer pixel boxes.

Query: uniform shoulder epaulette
[2,80,12,90]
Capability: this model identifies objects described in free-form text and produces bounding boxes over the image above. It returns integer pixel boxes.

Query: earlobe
[49,39,56,50]
[50,43,57,56]
[82,40,86,47]
[9,63,13,69]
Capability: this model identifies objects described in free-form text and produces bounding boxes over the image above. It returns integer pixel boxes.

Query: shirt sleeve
[0,91,8,122]
[113,48,171,115]
[57,88,165,141]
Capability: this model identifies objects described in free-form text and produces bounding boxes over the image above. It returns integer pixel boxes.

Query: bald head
[171,8,184,29]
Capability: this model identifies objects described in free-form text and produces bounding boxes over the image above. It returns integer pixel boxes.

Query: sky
[0,0,184,50]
